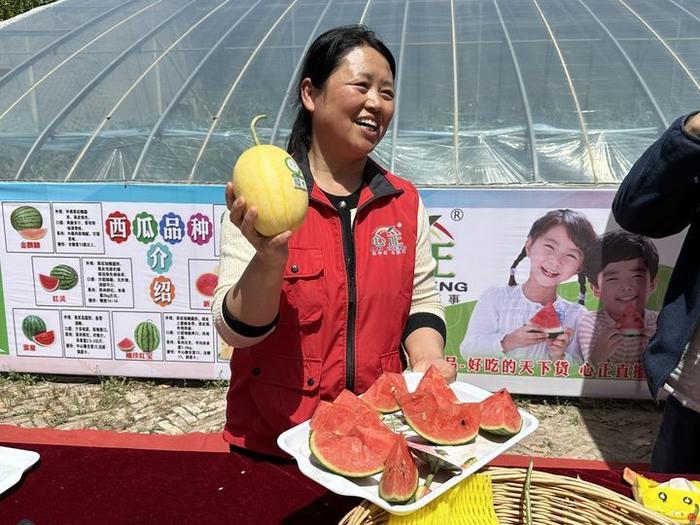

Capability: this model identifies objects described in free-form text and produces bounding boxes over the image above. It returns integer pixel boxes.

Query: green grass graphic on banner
[444,300,476,360]
[0,262,8,355]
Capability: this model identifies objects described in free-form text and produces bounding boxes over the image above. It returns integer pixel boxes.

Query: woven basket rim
[338,466,677,525]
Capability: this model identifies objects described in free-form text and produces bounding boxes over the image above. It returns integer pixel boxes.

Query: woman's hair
[286,24,396,156]
[509,209,598,305]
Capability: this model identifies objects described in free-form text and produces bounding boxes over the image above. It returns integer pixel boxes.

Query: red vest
[224,166,419,456]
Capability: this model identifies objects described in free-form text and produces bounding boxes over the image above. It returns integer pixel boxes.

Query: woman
[213,25,454,457]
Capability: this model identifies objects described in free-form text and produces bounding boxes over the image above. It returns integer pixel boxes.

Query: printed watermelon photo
[10,205,47,240]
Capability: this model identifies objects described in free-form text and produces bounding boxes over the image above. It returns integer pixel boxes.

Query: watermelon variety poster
[0,184,686,398]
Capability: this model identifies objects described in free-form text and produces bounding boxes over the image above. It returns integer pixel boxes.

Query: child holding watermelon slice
[461,209,596,363]
[577,230,659,365]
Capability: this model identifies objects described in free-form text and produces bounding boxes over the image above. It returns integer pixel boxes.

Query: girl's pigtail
[577,272,587,305]
[509,246,527,286]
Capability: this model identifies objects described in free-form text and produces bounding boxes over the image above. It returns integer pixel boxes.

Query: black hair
[509,209,597,305]
[286,24,396,157]
[583,229,660,286]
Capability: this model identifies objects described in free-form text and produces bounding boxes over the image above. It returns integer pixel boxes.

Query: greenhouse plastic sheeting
[0,0,698,185]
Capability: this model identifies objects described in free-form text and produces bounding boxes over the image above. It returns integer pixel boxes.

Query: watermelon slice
[398,392,479,446]
[529,303,564,338]
[414,365,459,407]
[480,388,523,436]
[33,330,55,347]
[362,372,409,414]
[617,303,644,337]
[378,434,419,504]
[309,428,388,477]
[38,274,60,292]
[117,337,135,352]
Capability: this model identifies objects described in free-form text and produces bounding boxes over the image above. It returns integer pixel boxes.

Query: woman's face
[525,224,583,288]
[302,45,395,162]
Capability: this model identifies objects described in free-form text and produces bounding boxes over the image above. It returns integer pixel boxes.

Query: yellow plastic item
[624,467,700,524]
[387,473,499,525]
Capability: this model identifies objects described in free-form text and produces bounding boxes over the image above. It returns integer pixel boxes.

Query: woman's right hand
[226,182,291,269]
[501,323,547,353]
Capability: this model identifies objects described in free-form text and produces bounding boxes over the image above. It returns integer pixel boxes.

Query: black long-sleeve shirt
[612,112,700,398]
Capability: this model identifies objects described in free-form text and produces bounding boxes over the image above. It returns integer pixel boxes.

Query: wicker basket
[339,467,676,525]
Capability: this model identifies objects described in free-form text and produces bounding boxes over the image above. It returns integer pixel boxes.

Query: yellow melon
[232,115,309,237]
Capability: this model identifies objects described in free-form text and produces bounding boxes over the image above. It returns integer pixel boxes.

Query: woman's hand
[411,358,457,384]
[226,182,291,269]
[501,324,547,352]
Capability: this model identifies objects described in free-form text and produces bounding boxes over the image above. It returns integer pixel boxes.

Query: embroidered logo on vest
[370,224,407,256]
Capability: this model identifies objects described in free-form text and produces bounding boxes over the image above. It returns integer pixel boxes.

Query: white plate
[278,373,539,515]
[0,446,40,495]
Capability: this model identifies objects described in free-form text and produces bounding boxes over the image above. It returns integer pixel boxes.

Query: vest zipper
[340,215,357,392]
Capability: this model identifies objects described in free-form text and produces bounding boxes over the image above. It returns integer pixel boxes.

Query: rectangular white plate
[0,446,40,496]
[278,373,539,515]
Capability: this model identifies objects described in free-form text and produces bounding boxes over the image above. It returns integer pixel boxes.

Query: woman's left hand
[411,358,457,383]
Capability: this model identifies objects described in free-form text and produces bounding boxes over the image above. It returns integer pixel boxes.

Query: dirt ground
[0,372,663,464]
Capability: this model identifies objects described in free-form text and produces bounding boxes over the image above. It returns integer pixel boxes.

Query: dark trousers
[651,395,700,474]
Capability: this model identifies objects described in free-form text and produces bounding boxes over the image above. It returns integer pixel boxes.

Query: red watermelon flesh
[362,372,409,414]
[529,303,563,338]
[415,365,459,407]
[117,337,135,352]
[334,389,383,422]
[310,400,387,434]
[38,274,60,292]
[617,302,644,336]
[32,330,55,347]
[480,388,523,436]
[195,272,218,297]
[378,434,419,504]
[310,401,356,432]
[398,392,479,446]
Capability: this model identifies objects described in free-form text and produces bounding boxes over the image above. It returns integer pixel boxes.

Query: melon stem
[250,114,267,146]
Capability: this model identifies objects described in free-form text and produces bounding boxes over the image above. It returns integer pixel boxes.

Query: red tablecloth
[0,441,695,524]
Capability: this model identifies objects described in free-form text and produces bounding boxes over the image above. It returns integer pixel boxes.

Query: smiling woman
[211,25,455,458]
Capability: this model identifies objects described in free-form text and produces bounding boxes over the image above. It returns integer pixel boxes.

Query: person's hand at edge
[684,112,700,138]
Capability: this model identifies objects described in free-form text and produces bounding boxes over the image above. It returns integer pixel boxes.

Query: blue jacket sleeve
[612,112,700,238]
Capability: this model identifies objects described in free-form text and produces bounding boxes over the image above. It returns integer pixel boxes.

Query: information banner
[0,184,685,398]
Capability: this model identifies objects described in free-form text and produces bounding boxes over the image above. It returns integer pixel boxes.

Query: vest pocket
[251,352,322,433]
[279,247,325,325]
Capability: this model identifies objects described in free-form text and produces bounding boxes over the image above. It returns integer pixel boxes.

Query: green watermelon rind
[49,264,79,290]
[308,430,385,478]
[479,421,523,437]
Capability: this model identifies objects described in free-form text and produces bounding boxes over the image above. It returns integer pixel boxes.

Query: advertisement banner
[0,184,685,398]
